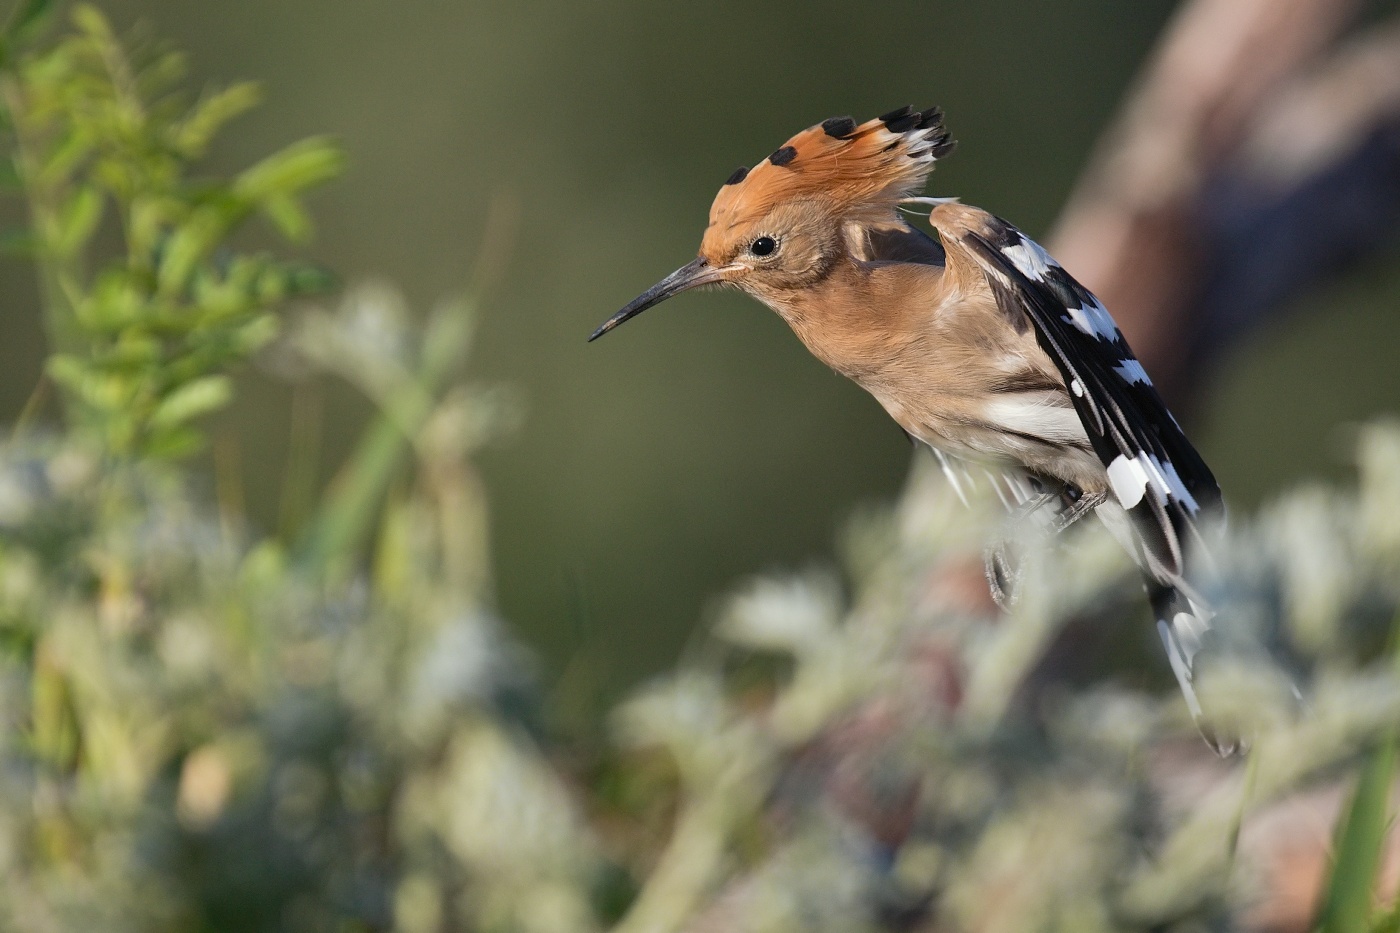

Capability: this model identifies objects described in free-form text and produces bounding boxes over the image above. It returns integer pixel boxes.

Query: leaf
[53,184,103,256]
[156,207,229,297]
[172,81,262,157]
[233,136,344,203]
[1315,737,1397,932]
[230,313,278,355]
[133,49,187,100]
[69,4,113,45]
[36,127,94,190]
[142,425,204,459]
[44,353,88,395]
[106,332,161,367]
[148,375,233,430]
[260,193,312,243]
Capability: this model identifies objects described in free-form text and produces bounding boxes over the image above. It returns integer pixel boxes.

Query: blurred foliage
[0,5,1399,933]
[1,1,340,458]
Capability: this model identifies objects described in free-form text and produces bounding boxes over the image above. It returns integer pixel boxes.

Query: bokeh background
[5,0,1397,710]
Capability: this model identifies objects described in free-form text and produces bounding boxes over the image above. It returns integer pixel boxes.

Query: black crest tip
[916,106,945,130]
[821,115,857,138]
[724,166,750,185]
[879,104,915,125]
[927,139,957,159]
[768,145,797,167]
[884,112,920,134]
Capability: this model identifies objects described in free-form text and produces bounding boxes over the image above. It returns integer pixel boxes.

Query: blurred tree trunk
[1047,0,1400,409]
[1046,2,1400,930]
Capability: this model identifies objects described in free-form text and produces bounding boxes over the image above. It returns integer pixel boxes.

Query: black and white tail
[923,204,1231,751]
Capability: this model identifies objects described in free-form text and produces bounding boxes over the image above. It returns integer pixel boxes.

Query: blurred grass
[1315,609,1400,933]
[1318,733,1397,932]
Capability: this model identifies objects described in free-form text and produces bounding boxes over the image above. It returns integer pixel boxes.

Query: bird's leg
[984,491,1056,611]
[984,482,1107,610]
[1049,484,1107,535]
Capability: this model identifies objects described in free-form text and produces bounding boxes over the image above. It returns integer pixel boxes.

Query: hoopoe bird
[590,106,1227,750]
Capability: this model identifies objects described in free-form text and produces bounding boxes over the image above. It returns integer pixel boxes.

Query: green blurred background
[3,0,1397,707]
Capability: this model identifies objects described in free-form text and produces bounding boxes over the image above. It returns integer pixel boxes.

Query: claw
[985,539,1023,610]
[983,485,1108,612]
[1050,488,1107,534]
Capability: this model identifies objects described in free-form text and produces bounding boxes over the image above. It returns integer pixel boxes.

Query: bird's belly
[871,386,1106,494]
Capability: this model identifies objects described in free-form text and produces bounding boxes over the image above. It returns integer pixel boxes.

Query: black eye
[750,236,777,257]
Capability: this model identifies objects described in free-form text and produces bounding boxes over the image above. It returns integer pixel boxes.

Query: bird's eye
[750,236,778,257]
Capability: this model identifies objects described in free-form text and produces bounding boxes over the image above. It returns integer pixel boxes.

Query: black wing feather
[937,214,1236,749]
[961,219,1221,580]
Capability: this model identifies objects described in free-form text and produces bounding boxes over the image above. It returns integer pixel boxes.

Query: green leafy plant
[1,2,340,458]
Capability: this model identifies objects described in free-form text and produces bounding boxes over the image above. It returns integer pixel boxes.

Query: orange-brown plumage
[593,106,1090,484]
[591,106,1230,750]
[703,106,953,249]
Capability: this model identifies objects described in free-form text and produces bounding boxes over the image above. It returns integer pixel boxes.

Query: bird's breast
[758,261,1103,490]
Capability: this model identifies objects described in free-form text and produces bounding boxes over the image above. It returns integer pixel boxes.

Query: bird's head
[589,106,955,341]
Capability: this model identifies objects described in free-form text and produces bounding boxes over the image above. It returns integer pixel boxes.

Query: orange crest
[705,106,955,235]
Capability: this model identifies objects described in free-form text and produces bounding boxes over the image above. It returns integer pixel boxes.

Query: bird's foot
[984,492,1055,610]
[1050,486,1107,535]
[984,539,1022,611]
[983,486,1108,610]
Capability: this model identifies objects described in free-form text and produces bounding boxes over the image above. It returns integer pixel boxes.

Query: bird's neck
[754,258,948,382]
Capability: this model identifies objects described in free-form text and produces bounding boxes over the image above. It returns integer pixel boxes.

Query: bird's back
[762,211,1106,496]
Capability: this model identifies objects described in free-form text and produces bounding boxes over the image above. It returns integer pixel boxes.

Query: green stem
[293,299,474,576]
[1315,605,1400,933]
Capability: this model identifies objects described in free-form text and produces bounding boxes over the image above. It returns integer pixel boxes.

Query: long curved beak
[589,257,729,342]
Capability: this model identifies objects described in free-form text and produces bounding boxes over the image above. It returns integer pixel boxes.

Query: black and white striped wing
[959,218,1222,583]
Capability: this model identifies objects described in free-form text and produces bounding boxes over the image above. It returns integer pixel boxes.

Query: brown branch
[1046,0,1361,402]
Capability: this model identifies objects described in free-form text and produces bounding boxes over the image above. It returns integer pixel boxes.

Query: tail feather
[1147,580,1236,755]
